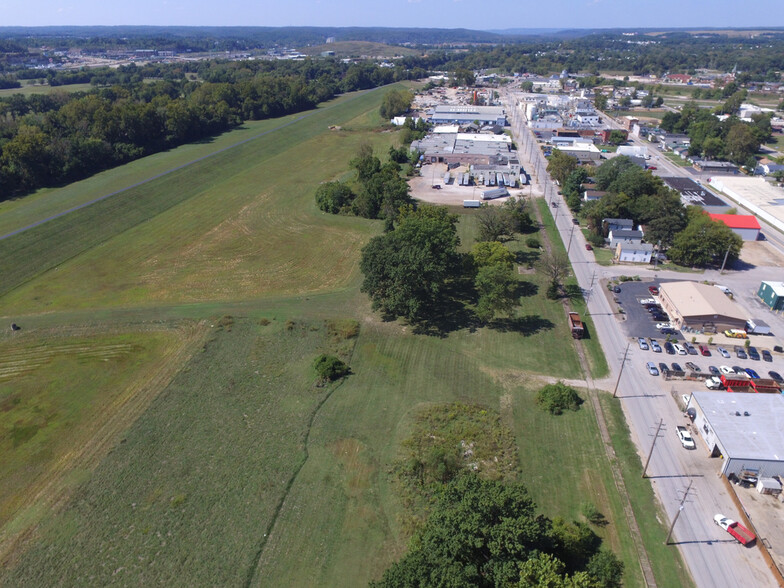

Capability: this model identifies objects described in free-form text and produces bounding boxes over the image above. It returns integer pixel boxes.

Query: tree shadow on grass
[411,274,480,337]
[562,284,584,301]
[518,281,539,297]
[490,315,555,336]
[515,250,541,266]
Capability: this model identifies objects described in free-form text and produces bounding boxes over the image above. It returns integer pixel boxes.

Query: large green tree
[314,181,355,214]
[667,210,743,267]
[360,205,459,322]
[547,149,579,186]
[379,88,414,120]
[373,474,622,588]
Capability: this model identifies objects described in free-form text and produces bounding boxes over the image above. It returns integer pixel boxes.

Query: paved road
[503,90,778,588]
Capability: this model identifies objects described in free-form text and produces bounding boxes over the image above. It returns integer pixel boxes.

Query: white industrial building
[428,105,507,126]
[690,392,784,479]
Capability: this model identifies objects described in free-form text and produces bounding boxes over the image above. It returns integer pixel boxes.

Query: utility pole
[612,342,631,398]
[642,418,665,478]
[567,223,576,254]
[719,244,731,274]
[665,480,693,545]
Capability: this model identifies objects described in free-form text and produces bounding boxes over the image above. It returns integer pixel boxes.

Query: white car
[656,322,673,330]
[717,346,731,358]
[672,343,687,355]
[640,298,656,305]
[719,365,735,375]
[638,337,649,350]
[650,339,662,353]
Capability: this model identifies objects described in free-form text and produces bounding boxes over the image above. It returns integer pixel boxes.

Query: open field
[0,81,688,587]
[0,88,402,311]
[0,83,94,97]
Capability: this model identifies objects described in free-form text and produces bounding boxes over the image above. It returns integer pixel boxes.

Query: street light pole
[567,223,576,254]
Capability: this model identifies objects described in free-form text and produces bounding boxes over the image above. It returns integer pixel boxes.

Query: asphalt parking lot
[614,279,681,340]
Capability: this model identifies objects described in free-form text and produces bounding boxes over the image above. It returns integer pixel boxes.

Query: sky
[1,0,784,30]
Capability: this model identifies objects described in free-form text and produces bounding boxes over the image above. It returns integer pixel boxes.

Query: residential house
[615,242,654,263]
[609,229,644,250]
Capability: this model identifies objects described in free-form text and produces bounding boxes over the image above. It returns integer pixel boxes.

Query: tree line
[0,59,402,200]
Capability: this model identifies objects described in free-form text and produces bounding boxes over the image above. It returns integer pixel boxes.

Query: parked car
[762,350,773,362]
[660,327,677,335]
[671,363,684,372]
[745,368,760,379]
[572,218,580,225]
[708,366,720,376]
[719,365,735,375]
[647,165,658,170]
[698,345,711,357]
[650,339,662,353]
[732,366,746,375]
[684,343,698,355]
[639,298,656,305]
[735,346,747,359]
[672,343,686,355]
[724,329,748,339]
[658,362,670,373]
[685,362,701,372]
[646,361,659,376]
[584,243,592,250]
[768,371,783,383]
[717,346,730,358]
[657,322,673,330]
[747,346,760,361]
[612,286,621,293]
[664,342,675,355]
[648,285,659,295]
[638,337,649,350]
[651,314,668,322]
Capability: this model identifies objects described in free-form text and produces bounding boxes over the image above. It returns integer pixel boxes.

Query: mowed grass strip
[536,198,609,378]
[0,318,346,586]
[0,85,402,306]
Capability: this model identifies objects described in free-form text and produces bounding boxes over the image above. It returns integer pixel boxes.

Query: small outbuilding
[758,281,784,311]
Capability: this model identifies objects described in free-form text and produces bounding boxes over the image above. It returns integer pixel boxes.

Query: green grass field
[0,83,94,97]
[0,82,689,587]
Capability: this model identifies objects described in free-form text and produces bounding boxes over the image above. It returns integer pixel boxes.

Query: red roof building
[709,213,761,241]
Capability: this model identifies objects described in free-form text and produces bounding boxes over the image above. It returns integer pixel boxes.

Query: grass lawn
[0,83,94,97]
[664,152,691,167]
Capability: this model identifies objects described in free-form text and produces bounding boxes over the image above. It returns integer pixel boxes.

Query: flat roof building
[658,281,747,332]
[661,177,729,211]
[757,281,784,311]
[429,105,507,126]
[690,392,784,478]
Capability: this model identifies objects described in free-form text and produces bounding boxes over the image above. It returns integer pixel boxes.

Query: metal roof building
[690,392,784,478]
[658,281,747,332]
[708,213,761,241]
[428,105,507,126]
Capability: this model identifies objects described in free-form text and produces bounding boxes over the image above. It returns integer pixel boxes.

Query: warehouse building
[690,392,784,478]
[428,105,507,126]
[758,281,784,311]
[708,213,761,241]
[658,281,747,332]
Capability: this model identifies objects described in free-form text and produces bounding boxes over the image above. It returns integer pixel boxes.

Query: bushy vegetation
[314,354,350,383]
[314,143,413,220]
[379,88,413,120]
[537,382,584,415]
[374,473,623,588]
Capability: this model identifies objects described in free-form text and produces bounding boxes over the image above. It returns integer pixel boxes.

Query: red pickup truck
[714,514,756,545]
